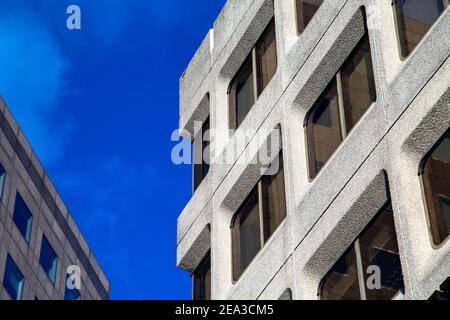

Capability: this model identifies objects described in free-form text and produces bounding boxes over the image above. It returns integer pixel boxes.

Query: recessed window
[39,235,58,285]
[193,251,211,300]
[229,19,277,129]
[306,27,376,179]
[428,277,449,300]
[64,278,81,300]
[232,152,286,281]
[0,165,6,200]
[295,0,324,34]
[320,200,405,300]
[393,0,448,58]
[420,128,450,246]
[193,116,210,191]
[12,193,33,244]
[3,254,24,300]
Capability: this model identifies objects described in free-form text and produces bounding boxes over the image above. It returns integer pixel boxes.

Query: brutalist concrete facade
[0,96,110,300]
[177,0,450,299]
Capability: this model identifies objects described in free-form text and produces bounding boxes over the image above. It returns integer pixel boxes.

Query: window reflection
[394,0,447,57]
[421,129,450,245]
[296,0,324,34]
[306,28,376,179]
[320,200,405,300]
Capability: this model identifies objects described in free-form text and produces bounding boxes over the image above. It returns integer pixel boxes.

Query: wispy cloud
[0,8,71,166]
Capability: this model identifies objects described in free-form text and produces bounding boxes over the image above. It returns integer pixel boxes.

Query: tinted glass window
[64,283,81,300]
[296,0,324,34]
[421,129,450,245]
[193,116,210,191]
[234,187,261,281]
[320,200,404,300]
[359,204,404,299]
[193,252,211,300]
[320,245,361,300]
[306,79,343,178]
[306,30,375,179]
[394,0,446,57]
[39,236,58,284]
[3,255,24,300]
[256,20,277,95]
[341,35,376,133]
[262,153,286,241]
[229,18,277,130]
[232,152,286,281]
[235,56,255,128]
[13,193,33,243]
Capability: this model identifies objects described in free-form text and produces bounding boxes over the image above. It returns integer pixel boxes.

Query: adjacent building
[177,0,450,300]
[0,96,110,300]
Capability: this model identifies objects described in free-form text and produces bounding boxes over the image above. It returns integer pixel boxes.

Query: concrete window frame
[228,18,278,130]
[392,0,450,59]
[419,127,450,247]
[231,151,286,283]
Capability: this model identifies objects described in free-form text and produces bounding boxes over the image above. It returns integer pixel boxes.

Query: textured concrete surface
[177,0,450,300]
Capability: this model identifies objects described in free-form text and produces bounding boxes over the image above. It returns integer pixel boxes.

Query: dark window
[0,165,6,199]
[193,251,211,300]
[256,20,277,95]
[296,0,324,34]
[12,193,33,243]
[320,244,361,300]
[64,279,81,300]
[320,200,404,300]
[39,235,58,285]
[229,19,277,129]
[3,254,24,300]
[193,116,210,191]
[340,35,376,133]
[393,0,448,57]
[306,28,376,179]
[420,129,450,246]
[232,152,286,282]
[428,277,450,300]
[306,80,343,178]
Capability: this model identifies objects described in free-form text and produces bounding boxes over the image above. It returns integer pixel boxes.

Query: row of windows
[0,166,80,300]
[192,0,449,189]
[193,133,450,300]
[192,126,450,300]
[190,0,450,299]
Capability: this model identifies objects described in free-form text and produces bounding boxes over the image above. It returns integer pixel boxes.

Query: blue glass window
[3,255,24,300]
[64,286,81,300]
[12,193,33,243]
[39,235,58,285]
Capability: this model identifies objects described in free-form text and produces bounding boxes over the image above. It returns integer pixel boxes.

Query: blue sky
[0,0,226,299]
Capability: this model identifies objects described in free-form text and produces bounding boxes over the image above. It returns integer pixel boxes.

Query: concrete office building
[0,97,109,300]
[177,0,450,300]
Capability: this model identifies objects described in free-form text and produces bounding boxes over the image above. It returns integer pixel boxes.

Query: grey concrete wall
[0,96,109,300]
[177,0,450,300]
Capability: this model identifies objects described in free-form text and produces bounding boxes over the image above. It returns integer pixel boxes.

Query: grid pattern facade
[177,0,450,300]
[0,96,110,300]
